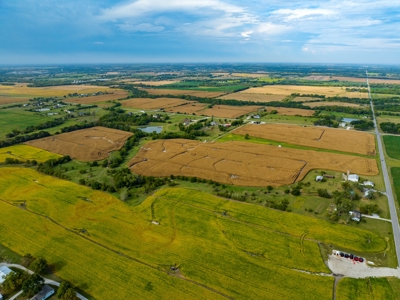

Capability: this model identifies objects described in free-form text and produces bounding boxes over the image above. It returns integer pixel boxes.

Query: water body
[138,126,163,133]
[342,118,359,123]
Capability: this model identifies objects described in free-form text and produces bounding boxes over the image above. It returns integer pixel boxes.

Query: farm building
[316,176,324,182]
[0,266,12,284]
[363,181,375,187]
[343,171,359,182]
[349,210,362,222]
[30,284,54,300]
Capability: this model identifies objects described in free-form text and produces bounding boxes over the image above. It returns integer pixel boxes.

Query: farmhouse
[30,284,54,300]
[349,210,362,222]
[0,266,12,284]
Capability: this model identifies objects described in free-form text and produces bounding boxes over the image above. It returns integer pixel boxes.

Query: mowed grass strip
[390,167,400,206]
[383,135,400,160]
[0,145,61,163]
[336,278,399,300]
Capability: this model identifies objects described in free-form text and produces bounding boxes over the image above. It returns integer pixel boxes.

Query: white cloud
[273,8,336,21]
[119,23,165,33]
[241,31,253,38]
[257,22,290,35]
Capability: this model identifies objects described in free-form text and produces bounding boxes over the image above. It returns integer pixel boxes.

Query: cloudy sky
[1,0,400,64]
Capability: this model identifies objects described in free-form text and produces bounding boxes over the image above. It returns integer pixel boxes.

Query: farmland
[128,139,378,186]
[120,97,191,110]
[166,103,207,114]
[143,88,225,98]
[200,105,262,118]
[65,89,128,104]
[383,135,400,160]
[0,168,391,299]
[304,101,362,108]
[336,278,399,300]
[26,126,132,161]
[234,124,376,156]
[265,107,315,116]
[0,109,49,139]
[218,92,285,102]
[0,145,61,163]
[305,75,400,84]
[244,85,368,98]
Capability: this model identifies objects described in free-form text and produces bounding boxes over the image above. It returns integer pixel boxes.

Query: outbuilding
[0,266,12,284]
[30,284,55,300]
[348,174,360,182]
[349,210,362,222]
[316,176,324,182]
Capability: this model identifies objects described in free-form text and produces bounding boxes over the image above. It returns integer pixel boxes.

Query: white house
[363,181,375,187]
[0,266,13,284]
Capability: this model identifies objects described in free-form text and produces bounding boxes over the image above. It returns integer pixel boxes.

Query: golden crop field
[234,124,376,156]
[265,107,315,116]
[120,97,191,110]
[219,92,285,102]
[26,126,132,161]
[166,103,207,114]
[305,76,400,84]
[244,85,368,98]
[302,101,361,107]
[65,89,128,104]
[0,145,61,163]
[0,168,389,299]
[134,80,181,86]
[129,139,378,186]
[143,88,224,98]
[201,105,262,118]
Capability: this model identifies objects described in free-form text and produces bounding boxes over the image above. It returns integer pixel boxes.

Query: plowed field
[234,124,376,156]
[128,139,378,186]
[120,98,192,110]
[26,127,132,161]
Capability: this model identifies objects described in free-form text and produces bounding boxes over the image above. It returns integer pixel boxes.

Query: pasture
[234,124,376,156]
[120,97,191,110]
[0,168,390,299]
[383,135,400,160]
[244,85,368,98]
[0,109,49,139]
[129,139,378,186]
[65,89,128,104]
[0,145,60,163]
[218,92,285,102]
[26,126,132,161]
[143,88,225,98]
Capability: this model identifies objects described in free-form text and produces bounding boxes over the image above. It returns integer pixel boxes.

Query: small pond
[341,118,359,123]
[138,126,163,133]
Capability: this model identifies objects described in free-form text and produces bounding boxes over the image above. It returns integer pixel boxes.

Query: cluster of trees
[6,118,65,138]
[380,122,400,134]
[374,103,400,112]
[37,156,72,179]
[314,115,339,127]
[0,131,50,148]
[98,111,169,131]
[326,182,361,221]
[313,106,371,115]
[350,120,374,131]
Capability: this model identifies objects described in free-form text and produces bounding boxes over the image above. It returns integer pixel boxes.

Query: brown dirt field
[305,76,400,84]
[304,101,362,108]
[128,139,378,187]
[166,103,207,114]
[244,85,368,98]
[234,124,376,156]
[201,105,262,118]
[0,96,30,104]
[143,88,224,98]
[266,107,315,116]
[65,89,128,104]
[120,98,192,110]
[219,92,285,102]
[25,127,132,162]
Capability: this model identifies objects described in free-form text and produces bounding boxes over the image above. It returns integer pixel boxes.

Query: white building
[348,174,360,182]
[363,181,375,187]
[0,266,12,284]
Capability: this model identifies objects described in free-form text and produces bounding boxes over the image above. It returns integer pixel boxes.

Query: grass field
[0,168,391,299]
[218,92,286,102]
[65,89,128,104]
[336,278,400,300]
[390,167,400,206]
[383,135,400,160]
[129,139,378,186]
[0,145,61,163]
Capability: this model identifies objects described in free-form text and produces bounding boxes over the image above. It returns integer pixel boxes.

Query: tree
[1,271,25,293]
[120,187,129,201]
[244,133,250,140]
[30,257,48,274]
[21,253,35,267]
[57,281,79,300]
[22,273,44,297]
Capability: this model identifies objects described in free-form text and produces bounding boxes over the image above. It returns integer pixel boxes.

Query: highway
[367,71,400,267]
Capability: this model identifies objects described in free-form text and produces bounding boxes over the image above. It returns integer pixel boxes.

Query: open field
[0,168,390,299]
[143,88,225,98]
[234,124,376,156]
[265,107,315,116]
[0,84,111,99]
[244,85,368,98]
[26,126,132,161]
[305,76,400,84]
[0,96,30,105]
[166,103,207,114]
[120,97,191,110]
[0,145,61,163]
[383,135,400,160]
[304,101,362,108]
[65,89,128,104]
[336,278,400,300]
[201,105,262,118]
[129,139,378,186]
[390,167,400,206]
[218,92,285,102]
[134,80,181,86]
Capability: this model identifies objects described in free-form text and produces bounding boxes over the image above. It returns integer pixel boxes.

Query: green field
[336,278,400,300]
[0,109,48,139]
[390,167,400,206]
[0,167,392,299]
[0,145,61,163]
[383,135,400,160]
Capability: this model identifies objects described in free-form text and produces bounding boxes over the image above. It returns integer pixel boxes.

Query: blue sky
[1,0,400,64]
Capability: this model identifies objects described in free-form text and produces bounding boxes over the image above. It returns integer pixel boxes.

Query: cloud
[119,23,165,33]
[272,8,336,21]
[241,31,253,38]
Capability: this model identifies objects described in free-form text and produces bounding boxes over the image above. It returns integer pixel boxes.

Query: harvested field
[26,127,132,161]
[65,89,128,104]
[134,80,181,86]
[143,88,224,98]
[244,85,368,98]
[266,107,315,116]
[120,98,192,110]
[201,105,262,118]
[129,139,378,186]
[0,96,30,105]
[305,76,400,84]
[219,92,285,102]
[166,103,207,114]
[234,124,376,156]
[304,101,362,108]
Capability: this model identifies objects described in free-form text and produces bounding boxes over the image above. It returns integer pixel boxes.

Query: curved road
[367,71,400,267]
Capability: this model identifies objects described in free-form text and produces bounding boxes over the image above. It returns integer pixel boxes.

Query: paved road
[367,71,400,267]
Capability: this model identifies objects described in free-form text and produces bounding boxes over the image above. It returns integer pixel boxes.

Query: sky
[1,0,400,65]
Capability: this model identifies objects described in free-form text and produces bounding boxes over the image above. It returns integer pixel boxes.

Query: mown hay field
[234,124,376,156]
[265,107,315,116]
[129,139,378,186]
[65,89,128,104]
[0,145,61,163]
[26,126,132,161]
[121,97,191,110]
[0,169,389,299]
[244,85,368,98]
[143,88,224,98]
[218,92,285,102]
[303,101,362,108]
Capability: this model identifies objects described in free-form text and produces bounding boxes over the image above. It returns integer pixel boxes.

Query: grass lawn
[383,135,400,160]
